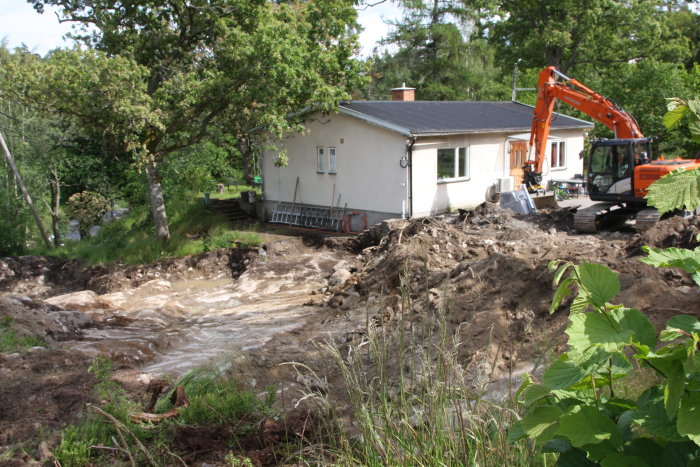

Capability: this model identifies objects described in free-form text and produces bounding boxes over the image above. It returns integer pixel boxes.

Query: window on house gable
[551,141,566,169]
[328,147,337,174]
[437,147,469,181]
[317,147,325,173]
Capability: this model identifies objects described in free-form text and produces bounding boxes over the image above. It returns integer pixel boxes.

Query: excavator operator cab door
[586,139,652,203]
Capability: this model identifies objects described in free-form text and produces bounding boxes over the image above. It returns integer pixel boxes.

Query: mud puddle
[47,245,351,378]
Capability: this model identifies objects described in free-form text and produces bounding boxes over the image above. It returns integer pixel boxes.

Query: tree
[489,0,692,76]
[24,0,362,242]
[364,0,507,100]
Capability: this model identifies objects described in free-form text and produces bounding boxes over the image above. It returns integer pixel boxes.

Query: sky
[0,0,402,57]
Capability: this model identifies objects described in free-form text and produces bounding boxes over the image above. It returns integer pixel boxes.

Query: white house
[261,87,593,230]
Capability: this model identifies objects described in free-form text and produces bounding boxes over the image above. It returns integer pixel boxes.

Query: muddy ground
[1,204,699,465]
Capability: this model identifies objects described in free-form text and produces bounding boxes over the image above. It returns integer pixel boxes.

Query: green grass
[155,366,273,426]
[203,184,262,201]
[29,197,263,265]
[55,360,275,466]
[0,316,46,352]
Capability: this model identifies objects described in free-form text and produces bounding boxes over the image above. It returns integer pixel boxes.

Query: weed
[292,263,551,466]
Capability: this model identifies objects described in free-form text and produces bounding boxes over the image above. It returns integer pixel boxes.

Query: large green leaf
[521,383,553,407]
[677,392,700,446]
[664,359,685,419]
[519,405,563,441]
[667,315,700,334]
[577,263,620,308]
[622,438,664,467]
[641,247,700,274]
[544,355,587,390]
[645,168,700,214]
[567,312,634,353]
[663,101,690,129]
[632,398,687,442]
[551,276,575,314]
[609,307,656,348]
[557,406,623,448]
[600,453,648,467]
[557,448,598,467]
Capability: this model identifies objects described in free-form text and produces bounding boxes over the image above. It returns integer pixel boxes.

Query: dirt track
[1,203,699,464]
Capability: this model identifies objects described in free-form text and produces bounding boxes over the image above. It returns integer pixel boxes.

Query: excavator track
[573,203,615,233]
[634,207,660,232]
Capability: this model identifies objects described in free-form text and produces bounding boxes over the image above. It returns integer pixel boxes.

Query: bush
[65,191,109,238]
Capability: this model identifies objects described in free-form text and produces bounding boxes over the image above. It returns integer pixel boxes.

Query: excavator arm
[527,66,644,174]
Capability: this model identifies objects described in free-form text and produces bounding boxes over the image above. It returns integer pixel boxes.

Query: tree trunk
[0,130,53,249]
[144,159,170,242]
[238,138,255,185]
[49,169,62,247]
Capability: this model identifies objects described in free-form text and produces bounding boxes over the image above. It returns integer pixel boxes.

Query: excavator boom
[527,67,643,174]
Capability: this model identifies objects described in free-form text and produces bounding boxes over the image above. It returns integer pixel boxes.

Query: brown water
[59,250,343,377]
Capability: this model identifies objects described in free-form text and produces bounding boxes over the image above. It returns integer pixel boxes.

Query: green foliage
[665,98,700,144]
[641,245,700,287]
[489,0,690,76]
[364,0,508,100]
[645,167,700,214]
[511,260,700,464]
[0,317,46,351]
[30,198,262,265]
[23,0,362,241]
[65,191,109,238]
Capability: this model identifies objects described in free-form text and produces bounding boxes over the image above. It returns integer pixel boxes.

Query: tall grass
[295,266,553,466]
[30,197,263,264]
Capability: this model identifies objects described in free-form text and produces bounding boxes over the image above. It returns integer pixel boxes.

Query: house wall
[261,111,589,226]
[411,128,587,217]
[262,112,409,226]
[411,134,504,217]
[536,128,587,184]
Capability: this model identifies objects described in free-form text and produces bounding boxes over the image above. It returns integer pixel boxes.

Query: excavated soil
[1,204,699,465]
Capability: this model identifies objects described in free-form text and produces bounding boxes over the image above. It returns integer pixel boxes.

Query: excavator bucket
[531,192,558,209]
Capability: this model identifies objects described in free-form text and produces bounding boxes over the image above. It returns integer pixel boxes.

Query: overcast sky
[0,0,402,57]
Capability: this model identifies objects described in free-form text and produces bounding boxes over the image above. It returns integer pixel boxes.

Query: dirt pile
[323,203,700,388]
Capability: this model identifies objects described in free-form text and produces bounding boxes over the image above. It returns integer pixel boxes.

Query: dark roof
[339,100,593,136]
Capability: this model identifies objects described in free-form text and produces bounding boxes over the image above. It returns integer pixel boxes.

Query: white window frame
[550,140,566,170]
[437,146,470,182]
[328,147,337,174]
[317,146,325,173]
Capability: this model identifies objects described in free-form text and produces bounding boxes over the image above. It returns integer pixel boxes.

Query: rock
[37,441,53,461]
[50,310,93,332]
[329,268,352,287]
[341,292,361,310]
[45,290,105,311]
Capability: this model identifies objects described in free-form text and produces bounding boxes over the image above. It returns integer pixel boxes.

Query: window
[551,141,566,169]
[317,147,325,173]
[328,147,337,174]
[437,147,469,181]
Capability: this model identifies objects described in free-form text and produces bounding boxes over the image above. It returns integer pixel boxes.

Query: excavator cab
[586,138,654,204]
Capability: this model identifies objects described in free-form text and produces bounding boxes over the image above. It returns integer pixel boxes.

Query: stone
[341,292,361,310]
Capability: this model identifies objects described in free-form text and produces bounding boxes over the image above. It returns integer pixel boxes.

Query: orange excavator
[527,66,700,232]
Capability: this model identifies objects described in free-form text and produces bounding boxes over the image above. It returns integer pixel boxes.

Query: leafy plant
[664,98,700,144]
[65,191,109,238]
[510,261,700,465]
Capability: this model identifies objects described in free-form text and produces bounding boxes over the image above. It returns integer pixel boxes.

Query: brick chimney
[390,83,415,101]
